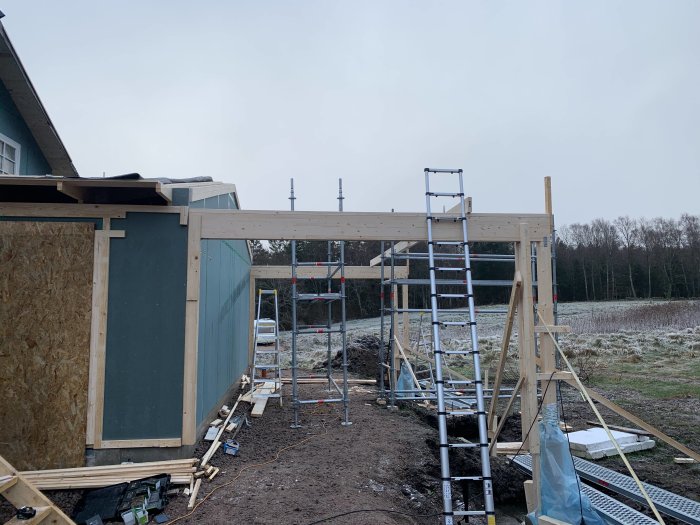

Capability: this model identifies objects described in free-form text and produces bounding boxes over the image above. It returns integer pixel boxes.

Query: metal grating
[572,456,700,525]
[512,454,659,525]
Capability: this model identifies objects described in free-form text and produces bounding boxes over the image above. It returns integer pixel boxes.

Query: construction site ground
[1,300,697,524]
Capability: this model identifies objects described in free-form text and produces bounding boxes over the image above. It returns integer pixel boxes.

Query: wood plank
[564,379,700,463]
[536,239,557,409]
[187,478,202,510]
[534,325,570,333]
[182,212,202,446]
[0,475,17,493]
[98,438,182,449]
[489,377,523,455]
[250,265,408,280]
[674,457,696,464]
[368,202,468,266]
[4,505,51,525]
[86,230,109,447]
[535,371,573,381]
[495,441,524,454]
[196,209,551,242]
[0,202,186,219]
[487,273,521,430]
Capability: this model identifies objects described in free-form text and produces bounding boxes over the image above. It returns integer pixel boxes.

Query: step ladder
[0,454,74,525]
[250,289,282,406]
[424,168,495,525]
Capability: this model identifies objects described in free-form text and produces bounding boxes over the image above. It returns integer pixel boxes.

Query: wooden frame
[86,223,111,448]
[194,209,550,242]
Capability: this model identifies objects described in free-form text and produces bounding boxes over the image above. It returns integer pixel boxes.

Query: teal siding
[194,193,251,425]
[0,80,51,175]
[103,213,187,440]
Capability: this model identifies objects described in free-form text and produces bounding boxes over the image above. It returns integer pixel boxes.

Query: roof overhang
[0,176,171,205]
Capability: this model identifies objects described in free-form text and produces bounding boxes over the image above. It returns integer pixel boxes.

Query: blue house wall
[102,213,188,440]
[0,80,51,175]
[190,194,251,426]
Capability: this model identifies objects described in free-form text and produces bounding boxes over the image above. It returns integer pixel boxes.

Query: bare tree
[614,216,638,298]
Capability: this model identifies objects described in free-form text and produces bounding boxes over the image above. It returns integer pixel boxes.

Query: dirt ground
[164,379,526,525]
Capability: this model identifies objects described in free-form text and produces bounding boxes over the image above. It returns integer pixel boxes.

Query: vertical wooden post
[182,213,202,446]
[401,283,409,349]
[539,176,557,406]
[87,226,110,448]
[536,241,556,406]
[517,223,540,493]
[392,283,400,384]
[248,276,256,368]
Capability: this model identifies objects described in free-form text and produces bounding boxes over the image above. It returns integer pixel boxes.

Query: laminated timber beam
[250,265,408,280]
[194,209,550,242]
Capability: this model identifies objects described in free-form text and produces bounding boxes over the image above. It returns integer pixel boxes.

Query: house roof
[0,174,239,206]
[0,21,78,177]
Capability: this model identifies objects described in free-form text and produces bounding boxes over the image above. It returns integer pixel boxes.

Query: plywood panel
[0,221,94,469]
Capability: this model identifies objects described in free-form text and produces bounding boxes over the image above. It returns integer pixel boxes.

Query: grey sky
[3,1,699,226]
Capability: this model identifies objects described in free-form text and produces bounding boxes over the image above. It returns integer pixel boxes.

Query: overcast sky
[2,1,699,225]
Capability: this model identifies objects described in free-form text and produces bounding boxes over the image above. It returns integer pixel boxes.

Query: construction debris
[566,428,655,460]
[20,459,198,490]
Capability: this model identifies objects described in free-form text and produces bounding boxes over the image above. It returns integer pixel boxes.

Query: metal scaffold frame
[289,178,351,428]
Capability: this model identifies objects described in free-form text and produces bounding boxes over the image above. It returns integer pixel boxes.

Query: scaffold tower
[289,178,351,428]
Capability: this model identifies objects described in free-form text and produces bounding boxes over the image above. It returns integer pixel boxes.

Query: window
[0,134,20,175]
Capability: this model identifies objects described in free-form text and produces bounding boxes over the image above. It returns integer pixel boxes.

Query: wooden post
[182,213,202,446]
[401,284,409,349]
[87,227,110,448]
[536,240,557,407]
[392,284,400,385]
[248,276,256,369]
[516,223,540,493]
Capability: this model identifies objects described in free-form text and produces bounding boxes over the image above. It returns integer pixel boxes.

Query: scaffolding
[289,178,351,428]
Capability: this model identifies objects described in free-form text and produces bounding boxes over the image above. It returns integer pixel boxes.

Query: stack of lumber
[20,459,198,490]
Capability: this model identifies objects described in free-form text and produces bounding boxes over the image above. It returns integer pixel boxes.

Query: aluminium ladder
[425,168,495,525]
[250,288,282,406]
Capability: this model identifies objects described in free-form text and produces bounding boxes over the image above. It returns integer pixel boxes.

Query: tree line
[557,214,700,301]
[249,213,699,326]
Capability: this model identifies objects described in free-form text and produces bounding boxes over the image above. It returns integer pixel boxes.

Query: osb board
[0,221,94,470]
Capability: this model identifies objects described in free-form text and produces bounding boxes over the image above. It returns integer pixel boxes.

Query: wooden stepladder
[0,453,74,524]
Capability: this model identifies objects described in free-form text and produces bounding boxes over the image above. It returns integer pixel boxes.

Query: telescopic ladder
[424,168,495,525]
[251,289,282,405]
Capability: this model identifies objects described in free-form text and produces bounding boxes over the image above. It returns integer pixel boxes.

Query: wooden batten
[182,212,202,446]
[87,227,111,448]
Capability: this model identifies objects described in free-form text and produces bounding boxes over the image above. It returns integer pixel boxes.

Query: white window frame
[0,132,21,175]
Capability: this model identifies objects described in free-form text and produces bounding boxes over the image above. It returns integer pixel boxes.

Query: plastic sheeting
[396,362,414,398]
[527,404,606,525]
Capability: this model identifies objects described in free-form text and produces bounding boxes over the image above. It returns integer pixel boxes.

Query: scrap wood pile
[21,459,198,490]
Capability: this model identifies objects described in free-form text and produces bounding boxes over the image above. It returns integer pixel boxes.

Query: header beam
[195,209,548,242]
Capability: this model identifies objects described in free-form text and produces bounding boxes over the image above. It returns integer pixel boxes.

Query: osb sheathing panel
[0,221,94,470]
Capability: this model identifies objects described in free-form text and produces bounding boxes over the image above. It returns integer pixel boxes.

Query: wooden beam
[195,209,551,242]
[250,265,408,280]
[534,325,570,333]
[98,438,182,449]
[368,202,468,266]
[536,239,557,411]
[57,181,87,203]
[182,213,201,446]
[487,272,521,430]
[0,202,187,219]
[88,229,110,448]
[489,377,523,455]
[564,379,700,463]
